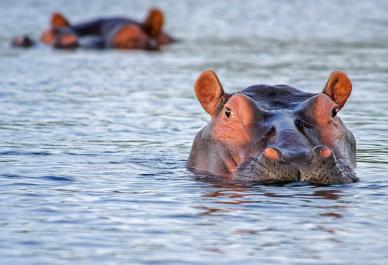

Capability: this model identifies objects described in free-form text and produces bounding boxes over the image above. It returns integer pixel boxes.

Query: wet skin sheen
[188,70,358,185]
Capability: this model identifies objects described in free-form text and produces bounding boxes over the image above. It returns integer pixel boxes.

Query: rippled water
[1,0,388,264]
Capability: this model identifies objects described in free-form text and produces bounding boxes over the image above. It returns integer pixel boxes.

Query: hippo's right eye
[224,107,232,118]
[331,107,339,118]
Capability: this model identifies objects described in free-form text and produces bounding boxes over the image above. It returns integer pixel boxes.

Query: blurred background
[1,0,388,264]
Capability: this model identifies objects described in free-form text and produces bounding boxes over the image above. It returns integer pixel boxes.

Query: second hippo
[13,8,175,50]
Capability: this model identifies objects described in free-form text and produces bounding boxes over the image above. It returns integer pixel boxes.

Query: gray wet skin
[188,70,358,185]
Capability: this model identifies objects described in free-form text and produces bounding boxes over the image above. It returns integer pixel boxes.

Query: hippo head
[112,8,165,50]
[188,70,358,185]
[40,12,71,45]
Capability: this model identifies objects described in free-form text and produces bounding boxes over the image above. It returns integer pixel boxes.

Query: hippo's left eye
[224,107,232,118]
[331,107,339,118]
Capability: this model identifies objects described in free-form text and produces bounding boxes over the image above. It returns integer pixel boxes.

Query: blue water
[1,0,388,264]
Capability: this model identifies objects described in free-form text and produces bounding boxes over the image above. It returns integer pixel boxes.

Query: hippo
[12,8,175,50]
[188,70,358,185]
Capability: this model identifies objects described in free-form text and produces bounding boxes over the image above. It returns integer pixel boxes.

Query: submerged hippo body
[188,71,358,185]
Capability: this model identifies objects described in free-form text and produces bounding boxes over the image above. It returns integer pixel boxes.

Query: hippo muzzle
[238,146,358,185]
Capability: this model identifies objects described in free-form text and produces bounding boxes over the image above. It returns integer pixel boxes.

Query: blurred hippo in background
[188,70,358,185]
[12,8,175,50]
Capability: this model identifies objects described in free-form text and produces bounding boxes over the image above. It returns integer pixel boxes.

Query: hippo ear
[323,71,352,109]
[51,12,71,28]
[143,8,164,37]
[194,70,225,116]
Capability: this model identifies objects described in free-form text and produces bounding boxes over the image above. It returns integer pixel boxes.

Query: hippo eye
[224,107,232,118]
[331,107,339,118]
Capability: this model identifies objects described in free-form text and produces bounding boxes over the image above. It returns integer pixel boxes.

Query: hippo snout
[238,145,358,185]
[238,147,300,184]
[299,145,359,185]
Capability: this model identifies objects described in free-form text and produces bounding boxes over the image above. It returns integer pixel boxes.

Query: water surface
[1,0,388,264]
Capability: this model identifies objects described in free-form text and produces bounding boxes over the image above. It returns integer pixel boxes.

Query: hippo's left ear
[143,8,164,37]
[323,71,352,109]
[194,70,226,116]
[51,12,71,28]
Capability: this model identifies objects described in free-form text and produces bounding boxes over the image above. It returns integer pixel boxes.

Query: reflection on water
[1,0,388,264]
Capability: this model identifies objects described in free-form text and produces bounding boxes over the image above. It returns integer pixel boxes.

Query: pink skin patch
[59,34,77,46]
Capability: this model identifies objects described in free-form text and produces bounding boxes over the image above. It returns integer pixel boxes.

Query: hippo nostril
[311,145,334,160]
[263,147,281,161]
[320,146,332,159]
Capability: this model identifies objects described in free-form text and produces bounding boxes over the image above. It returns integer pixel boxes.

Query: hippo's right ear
[323,71,352,110]
[143,8,164,37]
[194,70,225,116]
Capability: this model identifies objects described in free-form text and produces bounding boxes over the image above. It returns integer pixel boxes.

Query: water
[1,0,388,264]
